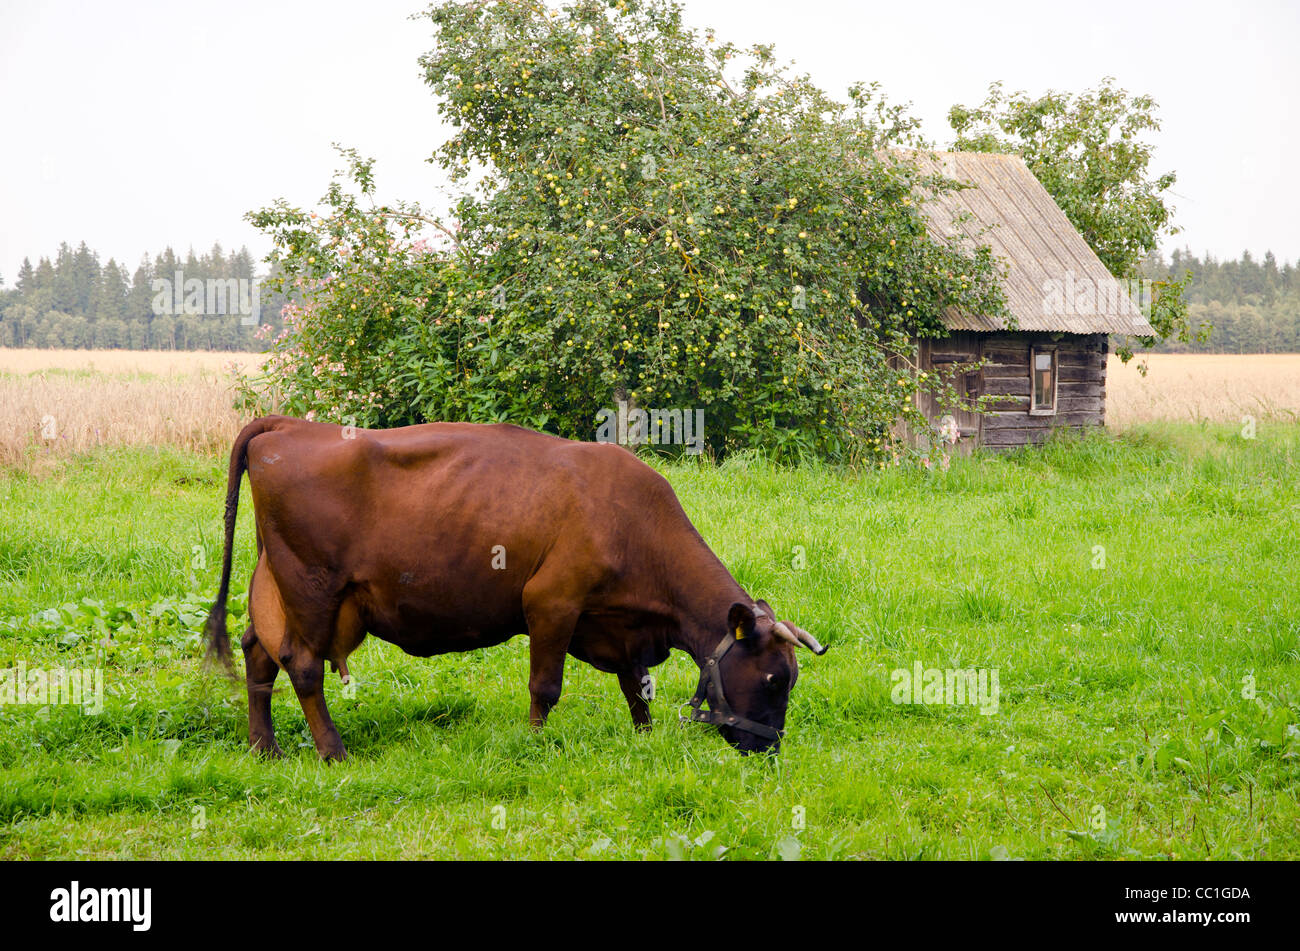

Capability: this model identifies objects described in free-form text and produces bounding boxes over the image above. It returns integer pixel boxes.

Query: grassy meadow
[0,350,1297,859]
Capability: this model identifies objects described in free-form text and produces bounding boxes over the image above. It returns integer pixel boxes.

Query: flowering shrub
[242,0,1006,461]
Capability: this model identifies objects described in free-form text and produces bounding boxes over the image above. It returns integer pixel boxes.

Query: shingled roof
[905,150,1155,336]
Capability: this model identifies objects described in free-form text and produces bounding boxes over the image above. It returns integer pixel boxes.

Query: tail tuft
[202,605,236,676]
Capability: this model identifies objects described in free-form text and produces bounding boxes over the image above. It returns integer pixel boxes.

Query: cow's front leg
[241,625,283,757]
[616,666,653,731]
[527,639,568,728]
[284,652,347,761]
[524,605,580,729]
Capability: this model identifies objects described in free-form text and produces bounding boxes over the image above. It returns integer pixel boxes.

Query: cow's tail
[203,417,279,674]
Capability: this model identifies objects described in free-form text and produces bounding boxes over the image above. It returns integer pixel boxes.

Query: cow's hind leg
[250,553,353,763]
[284,650,347,762]
[281,594,365,763]
[241,625,282,757]
[245,554,288,757]
[616,665,653,731]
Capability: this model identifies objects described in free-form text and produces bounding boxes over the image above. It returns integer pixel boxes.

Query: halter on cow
[682,605,827,746]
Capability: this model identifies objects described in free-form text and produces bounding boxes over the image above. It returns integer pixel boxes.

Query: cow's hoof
[249,737,283,759]
[319,745,348,763]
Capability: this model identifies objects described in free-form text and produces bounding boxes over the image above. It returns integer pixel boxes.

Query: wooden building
[906,151,1154,450]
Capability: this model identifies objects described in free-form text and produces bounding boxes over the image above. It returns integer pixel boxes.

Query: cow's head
[710,600,827,754]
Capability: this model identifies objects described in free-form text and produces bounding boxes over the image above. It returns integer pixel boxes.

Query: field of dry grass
[2,349,1298,467]
[0,349,266,376]
[0,349,267,469]
[1106,353,1300,429]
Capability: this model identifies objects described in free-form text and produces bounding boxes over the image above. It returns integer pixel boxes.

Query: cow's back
[243,419,687,650]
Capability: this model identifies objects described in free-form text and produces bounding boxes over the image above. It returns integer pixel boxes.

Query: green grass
[0,422,1297,859]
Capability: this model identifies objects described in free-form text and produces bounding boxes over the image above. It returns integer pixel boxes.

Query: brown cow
[203,416,826,759]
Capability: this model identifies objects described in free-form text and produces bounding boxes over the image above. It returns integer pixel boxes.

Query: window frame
[1029,345,1058,416]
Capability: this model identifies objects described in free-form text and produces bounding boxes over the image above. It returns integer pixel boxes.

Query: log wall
[977,332,1107,448]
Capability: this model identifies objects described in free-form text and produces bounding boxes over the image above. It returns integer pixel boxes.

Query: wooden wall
[978,332,1107,448]
[911,331,1108,450]
[916,332,983,455]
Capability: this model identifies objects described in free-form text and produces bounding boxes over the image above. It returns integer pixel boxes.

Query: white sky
[1,0,1296,283]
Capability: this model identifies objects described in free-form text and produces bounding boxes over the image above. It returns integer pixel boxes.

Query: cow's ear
[728,602,758,642]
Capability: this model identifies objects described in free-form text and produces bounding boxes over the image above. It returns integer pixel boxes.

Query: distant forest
[0,242,287,351]
[0,241,1296,353]
[1143,249,1300,353]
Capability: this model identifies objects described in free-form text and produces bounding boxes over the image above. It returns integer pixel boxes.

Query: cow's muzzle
[680,632,782,748]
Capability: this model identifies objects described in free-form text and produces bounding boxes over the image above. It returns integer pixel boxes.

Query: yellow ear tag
[734,625,745,639]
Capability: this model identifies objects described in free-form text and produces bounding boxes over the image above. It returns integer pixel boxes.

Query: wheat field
[1,349,1298,466]
[0,349,266,376]
[1106,353,1300,428]
[0,349,267,469]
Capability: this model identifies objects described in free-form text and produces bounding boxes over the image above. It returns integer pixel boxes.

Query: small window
[1030,347,1057,415]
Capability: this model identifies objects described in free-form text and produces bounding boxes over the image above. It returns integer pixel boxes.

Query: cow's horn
[787,622,828,655]
[773,621,802,647]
